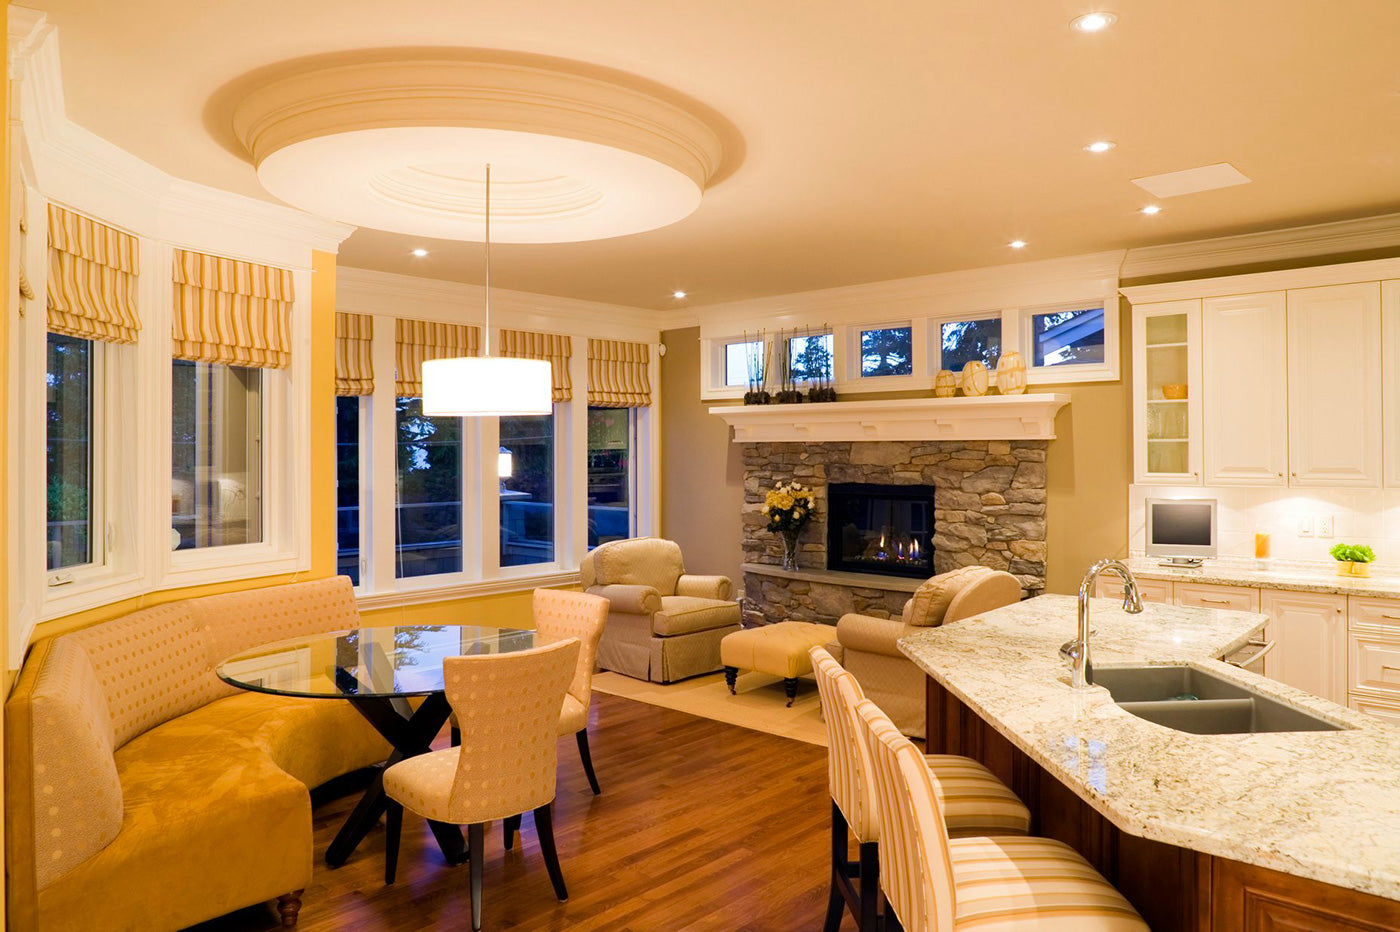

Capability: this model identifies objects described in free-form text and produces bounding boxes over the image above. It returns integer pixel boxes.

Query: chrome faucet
[1060,559,1145,689]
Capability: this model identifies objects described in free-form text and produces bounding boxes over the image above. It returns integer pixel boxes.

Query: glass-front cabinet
[1132,299,1202,484]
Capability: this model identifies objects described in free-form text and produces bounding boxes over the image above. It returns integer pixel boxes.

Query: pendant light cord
[483,162,491,357]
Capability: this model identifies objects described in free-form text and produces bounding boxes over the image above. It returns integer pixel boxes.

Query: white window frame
[836,319,928,393]
[497,406,565,578]
[702,334,771,400]
[159,252,311,588]
[1020,299,1120,385]
[929,310,1007,374]
[782,330,836,386]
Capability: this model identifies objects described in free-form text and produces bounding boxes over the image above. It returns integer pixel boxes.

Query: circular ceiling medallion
[232,55,725,243]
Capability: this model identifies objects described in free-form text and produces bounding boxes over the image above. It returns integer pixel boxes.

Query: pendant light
[421,164,552,416]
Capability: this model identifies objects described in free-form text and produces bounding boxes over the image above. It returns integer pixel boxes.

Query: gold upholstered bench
[720,621,836,706]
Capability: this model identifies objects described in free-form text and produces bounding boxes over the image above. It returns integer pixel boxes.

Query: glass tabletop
[215,625,539,699]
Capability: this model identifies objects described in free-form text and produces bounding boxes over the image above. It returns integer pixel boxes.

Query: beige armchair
[582,537,742,683]
[832,566,1023,739]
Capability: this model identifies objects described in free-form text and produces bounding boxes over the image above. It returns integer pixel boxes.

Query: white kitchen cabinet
[1349,695,1400,728]
[1260,589,1347,704]
[1202,293,1288,485]
[1173,580,1259,613]
[1095,575,1172,604]
[1132,300,1202,485]
[1286,282,1383,487]
[1384,281,1400,488]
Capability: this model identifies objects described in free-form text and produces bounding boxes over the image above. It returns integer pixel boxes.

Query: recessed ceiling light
[1084,140,1116,153]
[411,248,429,257]
[1071,11,1116,32]
[672,290,688,299]
[1008,240,1028,249]
[1140,204,1162,215]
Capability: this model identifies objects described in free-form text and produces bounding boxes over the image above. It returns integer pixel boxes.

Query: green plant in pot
[1329,543,1376,578]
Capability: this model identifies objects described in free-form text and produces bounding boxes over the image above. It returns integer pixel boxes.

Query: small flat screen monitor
[1145,498,1217,566]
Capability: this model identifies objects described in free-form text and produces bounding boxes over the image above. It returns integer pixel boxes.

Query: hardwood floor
[191,693,840,931]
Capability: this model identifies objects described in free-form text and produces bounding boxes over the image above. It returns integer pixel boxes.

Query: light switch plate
[1317,515,1335,539]
[1298,516,1315,538]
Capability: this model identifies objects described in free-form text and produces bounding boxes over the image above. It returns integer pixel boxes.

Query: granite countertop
[1126,556,1400,600]
[899,594,1400,901]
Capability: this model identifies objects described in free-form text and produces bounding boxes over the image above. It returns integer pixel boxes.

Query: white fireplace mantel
[709,394,1070,443]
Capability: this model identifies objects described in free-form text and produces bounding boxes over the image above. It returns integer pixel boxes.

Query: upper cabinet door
[1286,282,1383,487]
[1202,293,1288,485]
[1133,300,1202,484]
[1384,281,1400,489]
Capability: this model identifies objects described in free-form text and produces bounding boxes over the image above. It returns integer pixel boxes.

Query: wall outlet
[1298,516,1315,538]
[1317,515,1335,539]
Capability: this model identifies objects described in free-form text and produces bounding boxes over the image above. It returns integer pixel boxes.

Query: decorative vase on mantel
[780,528,801,571]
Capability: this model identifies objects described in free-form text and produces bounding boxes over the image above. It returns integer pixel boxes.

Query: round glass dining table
[217,624,538,868]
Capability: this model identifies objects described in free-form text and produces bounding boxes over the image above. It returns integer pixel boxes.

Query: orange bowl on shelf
[1161,383,1188,400]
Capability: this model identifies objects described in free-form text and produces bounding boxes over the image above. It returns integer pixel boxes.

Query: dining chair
[852,697,1148,932]
[383,638,580,932]
[810,646,1030,932]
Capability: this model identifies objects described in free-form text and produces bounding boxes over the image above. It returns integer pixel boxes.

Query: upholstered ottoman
[720,622,836,706]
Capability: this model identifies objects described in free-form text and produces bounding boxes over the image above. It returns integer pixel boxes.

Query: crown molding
[691,251,1124,338]
[335,266,667,342]
[1120,212,1400,282]
[1119,256,1400,305]
[11,12,355,266]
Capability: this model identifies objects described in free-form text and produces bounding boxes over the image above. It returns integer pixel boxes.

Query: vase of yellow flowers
[762,480,816,571]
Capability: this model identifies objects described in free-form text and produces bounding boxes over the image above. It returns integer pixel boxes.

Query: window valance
[47,204,140,344]
[172,248,295,368]
[588,338,652,407]
[395,318,480,397]
[500,329,572,403]
[335,312,374,396]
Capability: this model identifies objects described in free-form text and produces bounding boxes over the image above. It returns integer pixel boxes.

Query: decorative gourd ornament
[996,351,1027,395]
[960,360,989,396]
[934,369,957,398]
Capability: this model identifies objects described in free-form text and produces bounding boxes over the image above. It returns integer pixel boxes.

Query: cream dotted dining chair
[383,638,580,932]
[852,697,1148,932]
[810,647,1030,932]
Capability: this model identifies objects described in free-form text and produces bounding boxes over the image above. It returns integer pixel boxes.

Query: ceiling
[24,0,1400,310]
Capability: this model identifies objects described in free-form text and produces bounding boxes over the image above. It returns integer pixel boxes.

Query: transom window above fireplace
[827,482,935,579]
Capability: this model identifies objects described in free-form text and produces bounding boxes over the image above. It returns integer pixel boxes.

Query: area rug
[592,670,827,747]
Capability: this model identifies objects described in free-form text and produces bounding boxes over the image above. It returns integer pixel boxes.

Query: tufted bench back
[5,576,360,900]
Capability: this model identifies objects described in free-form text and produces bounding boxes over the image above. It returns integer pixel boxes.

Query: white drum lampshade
[421,356,552,416]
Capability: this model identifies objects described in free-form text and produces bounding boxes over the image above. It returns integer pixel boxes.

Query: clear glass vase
[780,529,801,571]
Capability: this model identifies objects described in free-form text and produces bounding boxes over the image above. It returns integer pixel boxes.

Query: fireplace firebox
[826,482,935,579]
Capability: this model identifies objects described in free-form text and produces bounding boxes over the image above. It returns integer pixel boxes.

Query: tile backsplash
[1128,485,1400,573]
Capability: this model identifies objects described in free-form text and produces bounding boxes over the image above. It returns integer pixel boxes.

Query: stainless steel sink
[1091,665,1348,734]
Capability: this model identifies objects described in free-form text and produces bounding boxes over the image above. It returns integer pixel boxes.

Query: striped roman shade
[335,312,374,396]
[587,338,652,407]
[395,318,479,396]
[47,204,140,344]
[500,329,572,402]
[172,249,294,368]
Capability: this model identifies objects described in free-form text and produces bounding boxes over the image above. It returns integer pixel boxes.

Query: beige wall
[660,328,746,585]
[659,308,1135,598]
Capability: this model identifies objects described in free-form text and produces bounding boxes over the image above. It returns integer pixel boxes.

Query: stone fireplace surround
[740,440,1048,627]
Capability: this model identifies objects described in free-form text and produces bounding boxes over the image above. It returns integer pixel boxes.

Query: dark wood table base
[926,677,1400,932]
[325,691,467,868]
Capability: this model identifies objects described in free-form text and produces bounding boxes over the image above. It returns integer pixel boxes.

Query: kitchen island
[900,594,1400,932]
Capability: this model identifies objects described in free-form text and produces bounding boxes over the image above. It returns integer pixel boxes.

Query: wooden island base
[926,678,1400,932]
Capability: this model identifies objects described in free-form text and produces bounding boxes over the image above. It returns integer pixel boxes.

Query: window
[171,361,263,550]
[787,332,834,382]
[395,398,463,579]
[724,340,764,387]
[1030,307,1105,368]
[587,407,634,549]
[939,318,1001,371]
[335,396,362,585]
[46,333,93,570]
[500,414,555,567]
[860,326,913,377]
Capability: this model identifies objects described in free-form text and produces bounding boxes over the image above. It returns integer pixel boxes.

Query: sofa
[830,566,1023,739]
[4,576,393,932]
[582,538,741,683]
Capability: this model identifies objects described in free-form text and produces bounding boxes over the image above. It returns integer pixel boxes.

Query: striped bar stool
[810,647,1030,932]
[853,696,1148,932]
